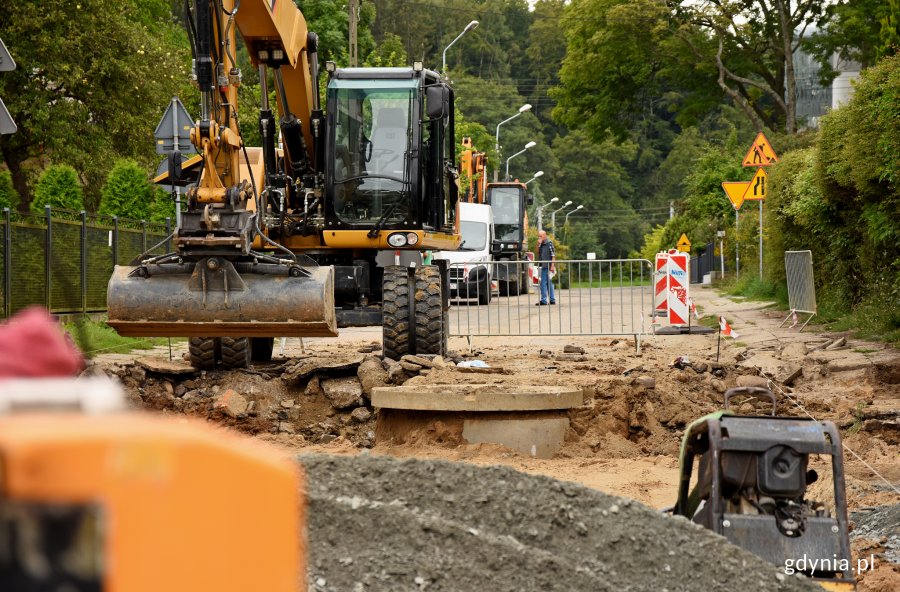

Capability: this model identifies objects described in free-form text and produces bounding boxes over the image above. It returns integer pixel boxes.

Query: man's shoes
[550,301,556,305]
[535,301,547,306]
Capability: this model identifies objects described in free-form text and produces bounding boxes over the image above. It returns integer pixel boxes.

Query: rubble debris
[351,407,373,423]
[779,342,807,361]
[400,361,423,372]
[282,355,364,385]
[136,356,198,376]
[357,356,389,397]
[826,337,848,350]
[564,345,586,354]
[555,354,589,362]
[457,360,489,368]
[321,377,364,410]
[213,389,248,418]
[401,355,435,369]
[736,375,770,388]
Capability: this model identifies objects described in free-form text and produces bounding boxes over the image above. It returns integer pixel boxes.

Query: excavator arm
[107,0,336,346]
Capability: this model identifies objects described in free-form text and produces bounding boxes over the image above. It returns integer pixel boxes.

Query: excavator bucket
[107,262,337,338]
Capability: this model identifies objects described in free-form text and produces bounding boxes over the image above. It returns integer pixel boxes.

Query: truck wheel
[382,266,410,360]
[478,274,491,305]
[414,265,445,356]
[250,337,274,362]
[521,268,531,294]
[188,337,218,370]
[221,337,251,369]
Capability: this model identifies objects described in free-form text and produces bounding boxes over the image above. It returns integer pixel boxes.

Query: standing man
[536,230,556,305]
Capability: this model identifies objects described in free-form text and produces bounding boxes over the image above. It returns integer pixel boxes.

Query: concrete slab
[371,384,582,412]
[463,416,569,459]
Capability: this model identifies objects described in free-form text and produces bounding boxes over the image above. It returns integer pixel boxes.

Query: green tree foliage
[99,159,155,220]
[30,165,84,213]
[0,171,18,210]
[805,0,900,76]
[0,0,191,210]
[148,187,176,224]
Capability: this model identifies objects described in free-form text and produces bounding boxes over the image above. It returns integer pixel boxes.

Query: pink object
[0,307,85,378]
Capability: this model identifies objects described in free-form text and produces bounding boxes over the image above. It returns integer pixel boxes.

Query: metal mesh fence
[0,208,172,318]
[784,250,817,313]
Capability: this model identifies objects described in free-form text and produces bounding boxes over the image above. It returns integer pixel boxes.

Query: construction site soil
[93,287,899,590]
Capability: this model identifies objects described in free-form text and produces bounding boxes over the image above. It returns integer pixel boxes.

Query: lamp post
[505,141,536,181]
[524,171,544,185]
[536,197,558,233]
[442,21,479,75]
[549,200,573,234]
[563,204,584,243]
[494,104,532,181]
[537,197,559,232]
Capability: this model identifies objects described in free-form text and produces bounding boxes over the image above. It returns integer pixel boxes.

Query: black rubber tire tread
[250,337,274,362]
[221,337,251,369]
[382,266,410,360]
[413,265,446,356]
[521,267,532,294]
[478,274,491,306]
[188,337,217,370]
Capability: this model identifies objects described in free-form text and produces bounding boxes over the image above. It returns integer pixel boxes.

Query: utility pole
[349,0,359,67]
[669,200,674,220]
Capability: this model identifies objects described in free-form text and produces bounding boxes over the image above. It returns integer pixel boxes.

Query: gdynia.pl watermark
[783,554,876,576]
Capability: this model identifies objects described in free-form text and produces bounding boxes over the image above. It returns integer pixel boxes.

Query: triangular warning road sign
[676,233,691,252]
[744,167,768,201]
[742,132,779,167]
[722,181,749,210]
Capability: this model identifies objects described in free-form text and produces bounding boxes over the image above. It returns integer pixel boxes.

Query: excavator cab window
[488,186,524,242]
[328,79,416,226]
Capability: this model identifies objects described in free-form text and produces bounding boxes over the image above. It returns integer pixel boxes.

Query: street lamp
[564,204,584,225]
[494,103,532,181]
[524,171,544,185]
[505,140,536,180]
[563,204,584,242]
[536,197,558,233]
[549,200,573,233]
[442,20,479,74]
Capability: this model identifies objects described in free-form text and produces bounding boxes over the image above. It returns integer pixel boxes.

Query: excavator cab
[324,66,457,237]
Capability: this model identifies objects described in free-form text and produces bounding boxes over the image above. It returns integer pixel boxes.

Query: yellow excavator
[107,0,460,367]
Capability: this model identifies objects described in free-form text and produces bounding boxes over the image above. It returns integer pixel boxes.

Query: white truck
[436,202,495,305]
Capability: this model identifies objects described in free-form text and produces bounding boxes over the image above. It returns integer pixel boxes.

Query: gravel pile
[299,454,820,592]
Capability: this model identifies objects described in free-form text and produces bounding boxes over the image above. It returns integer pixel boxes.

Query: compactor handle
[724,386,777,416]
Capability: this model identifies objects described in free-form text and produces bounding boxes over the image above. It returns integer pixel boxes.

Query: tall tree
[0,0,190,210]
[677,0,829,134]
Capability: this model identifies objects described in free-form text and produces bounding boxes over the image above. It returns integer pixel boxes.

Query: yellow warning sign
[722,181,749,210]
[741,132,779,167]
[744,167,768,201]
[677,233,691,252]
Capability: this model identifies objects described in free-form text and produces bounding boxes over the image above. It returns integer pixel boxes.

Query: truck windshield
[329,80,415,225]
[459,221,487,251]
[488,187,522,241]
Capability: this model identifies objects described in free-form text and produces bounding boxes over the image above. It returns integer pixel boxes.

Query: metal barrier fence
[446,259,653,347]
[781,250,817,331]
[1,207,171,318]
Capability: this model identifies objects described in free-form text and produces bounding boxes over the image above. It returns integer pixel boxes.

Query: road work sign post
[722,132,779,280]
[154,97,194,229]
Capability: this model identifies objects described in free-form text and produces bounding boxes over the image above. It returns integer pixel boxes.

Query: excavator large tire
[221,337,251,369]
[413,265,445,357]
[188,337,218,370]
[250,337,275,362]
[382,265,447,359]
[382,266,410,360]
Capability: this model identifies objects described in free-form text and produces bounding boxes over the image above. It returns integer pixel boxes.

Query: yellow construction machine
[107,0,460,367]
[458,137,532,295]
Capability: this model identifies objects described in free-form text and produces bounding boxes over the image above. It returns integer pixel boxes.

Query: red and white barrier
[654,250,690,327]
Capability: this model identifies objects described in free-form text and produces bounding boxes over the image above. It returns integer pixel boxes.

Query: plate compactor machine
[107,0,460,368]
[673,387,855,591]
